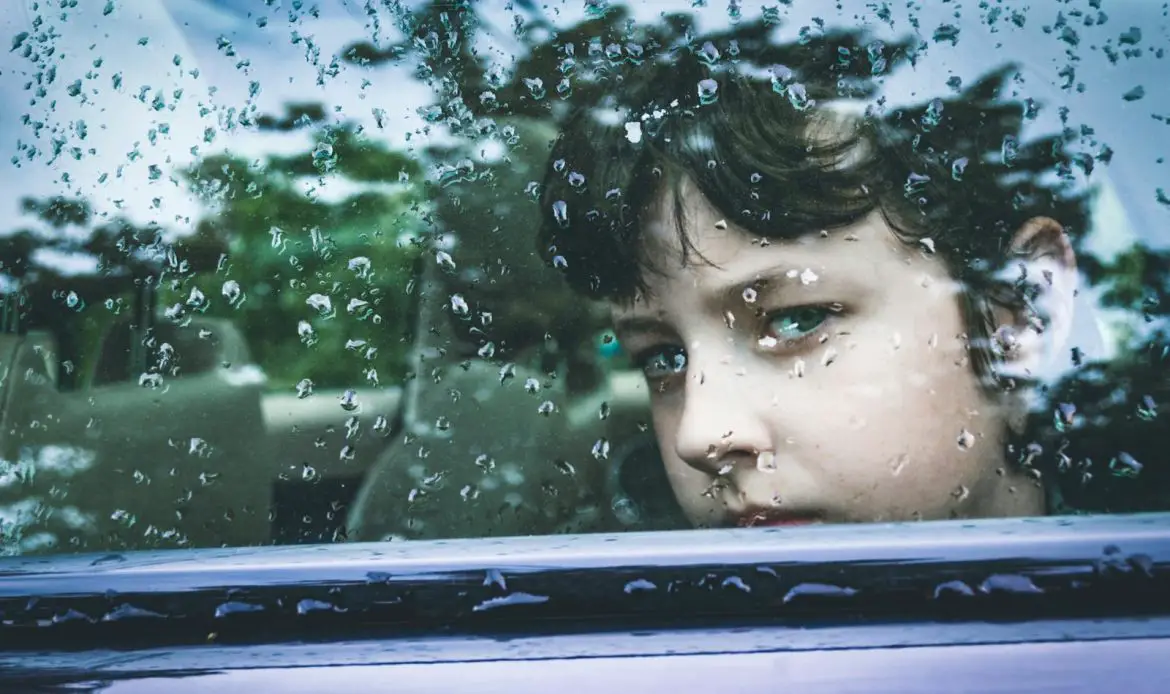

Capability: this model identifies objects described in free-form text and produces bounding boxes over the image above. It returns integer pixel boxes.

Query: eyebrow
[707,267,806,309]
[612,314,672,338]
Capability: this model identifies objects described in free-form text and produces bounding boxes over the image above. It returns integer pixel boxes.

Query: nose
[672,356,773,475]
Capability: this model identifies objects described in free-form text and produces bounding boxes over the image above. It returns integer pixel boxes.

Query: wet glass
[0,0,1165,554]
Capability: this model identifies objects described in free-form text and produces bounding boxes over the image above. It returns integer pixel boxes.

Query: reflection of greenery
[175,107,428,390]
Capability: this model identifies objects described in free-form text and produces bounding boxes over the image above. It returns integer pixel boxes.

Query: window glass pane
[0,0,1166,554]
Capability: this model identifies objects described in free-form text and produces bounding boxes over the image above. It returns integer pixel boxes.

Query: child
[538,45,1088,529]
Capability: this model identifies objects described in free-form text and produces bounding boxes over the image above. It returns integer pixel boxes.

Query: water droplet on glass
[523,77,545,100]
[306,293,333,317]
[551,200,569,228]
[591,438,610,460]
[221,280,245,307]
[435,250,456,271]
[450,294,470,318]
[951,157,969,181]
[697,41,720,65]
[756,451,777,473]
[786,83,813,110]
[1001,135,1019,167]
[297,320,317,345]
[957,429,975,450]
[295,378,314,399]
[348,256,372,278]
[475,454,496,472]
[537,401,556,416]
[524,378,541,394]
[189,437,211,457]
[697,78,719,105]
[346,298,370,315]
[922,98,944,130]
[339,389,360,412]
[1109,452,1143,478]
[478,342,496,358]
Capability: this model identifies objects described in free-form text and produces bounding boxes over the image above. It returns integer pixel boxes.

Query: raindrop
[770,65,794,94]
[1122,85,1145,102]
[1137,395,1157,421]
[311,142,337,174]
[742,287,758,303]
[524,378,541,394]
[296,599,338,615]
[591,438,610,460]
[551,200,569,227]
[951,157,968,181]
[957,429,975,450]
[221,280,245,307]
[537,400,556,416]
[348,256,372,278]
[189,438,211,457]
[697,41,720,65]
[922,98,944,130]
[554,459,576,476]
[478,342,496,358]
[297,321,317,345]
[346,298,370,314]
[475,453,496,472]
[568,171,586,188]
[435,250,456,271]
[1109,452,1143,478]
[306,293,334,317]
[755,451,778,473]
[373,415,391,435]
[786,83,813,111]
[697,78,719,105]
[598,402,611,420]
[1001,135,1019,167]
[498,363,516,385]
[339,389,360,412]
[450,294,470,318]
[624,579,657,593]
[523,77,545,100]
[295,379,313,399]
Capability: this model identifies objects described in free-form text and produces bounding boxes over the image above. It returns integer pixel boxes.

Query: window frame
[0,512,1167,684]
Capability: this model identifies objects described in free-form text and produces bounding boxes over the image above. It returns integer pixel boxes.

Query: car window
[0,0,1166,555]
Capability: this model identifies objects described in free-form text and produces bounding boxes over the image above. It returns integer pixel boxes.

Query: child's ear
[990,216,1078,383]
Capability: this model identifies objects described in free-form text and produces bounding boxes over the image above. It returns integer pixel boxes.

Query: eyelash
[630,304,839,384]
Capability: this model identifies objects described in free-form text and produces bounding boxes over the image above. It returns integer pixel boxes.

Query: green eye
[764,306,830,344]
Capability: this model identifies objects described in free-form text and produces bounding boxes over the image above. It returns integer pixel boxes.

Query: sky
[0,0,1164,273]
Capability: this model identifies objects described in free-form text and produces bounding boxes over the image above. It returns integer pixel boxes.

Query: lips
[735,509,823,528]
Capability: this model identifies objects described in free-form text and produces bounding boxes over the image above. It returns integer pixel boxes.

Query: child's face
[613,180,1046,528]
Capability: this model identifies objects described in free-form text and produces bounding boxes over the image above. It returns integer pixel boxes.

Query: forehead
[622,179,916,311]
